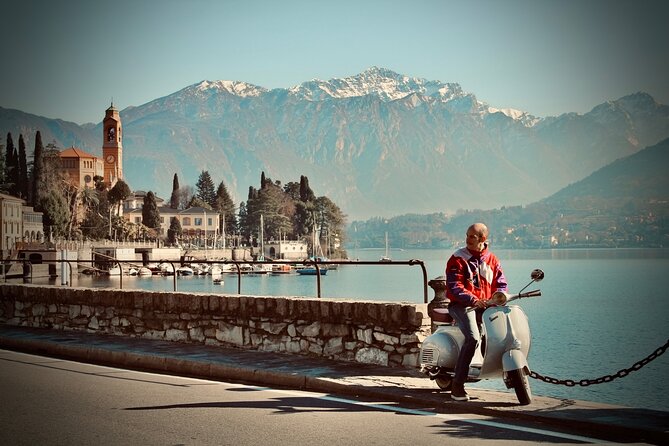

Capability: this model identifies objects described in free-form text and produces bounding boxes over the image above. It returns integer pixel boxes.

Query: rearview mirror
[531,269,545,282]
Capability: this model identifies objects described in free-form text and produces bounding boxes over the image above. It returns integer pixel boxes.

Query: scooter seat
[431,308,454,324]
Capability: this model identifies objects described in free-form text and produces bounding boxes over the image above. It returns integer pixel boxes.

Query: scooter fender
[502,349,530,374]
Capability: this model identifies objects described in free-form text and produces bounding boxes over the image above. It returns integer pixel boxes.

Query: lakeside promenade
[1,325,666,445]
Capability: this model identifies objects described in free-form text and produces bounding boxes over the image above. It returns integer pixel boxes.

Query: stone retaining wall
[0,284,430,368]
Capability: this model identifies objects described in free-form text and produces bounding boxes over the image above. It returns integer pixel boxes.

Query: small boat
[270,264,293,275]
[176,266,194,276]
[296,266,327,276]
[213,278,224,285]
[107,265,122,276]
[138,267,152,276]
[380,231,392,262]
[158,262,175,275]
[209,265,222,276]
[128,267,139,276]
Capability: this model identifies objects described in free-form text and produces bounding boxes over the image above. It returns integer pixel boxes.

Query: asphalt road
[0,349,641,446]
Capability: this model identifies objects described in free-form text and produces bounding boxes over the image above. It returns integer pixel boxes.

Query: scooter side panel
[419,327,464,369]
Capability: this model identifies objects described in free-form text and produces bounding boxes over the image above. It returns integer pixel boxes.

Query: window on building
[183,217,191,226]
[194,218,202,226]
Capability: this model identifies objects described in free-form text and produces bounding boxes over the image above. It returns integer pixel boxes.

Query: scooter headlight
[491,291,508,306]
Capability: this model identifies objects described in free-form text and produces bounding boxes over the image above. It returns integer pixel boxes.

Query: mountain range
[1,67,668,220]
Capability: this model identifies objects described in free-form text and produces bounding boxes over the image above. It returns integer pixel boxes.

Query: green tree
[167,216,182,245]
[215,180,236,234]
[0,138,5,193]
[17,134,28,199]
[177,184,194,209]
[195,170,216,208]
[38,189,70,239]
[30,131,44,206]
[187,196,212,210]
[170,173,180,209]
[237,201,248,241]
[68,186,100,238]
[5,133,18,196]
[142,191,161,235]
[107,180,131,215]
[251,181,293,241]
[299,175,316,202]
[283,181,301,201]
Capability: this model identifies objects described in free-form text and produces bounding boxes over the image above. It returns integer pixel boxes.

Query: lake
[20,248,669,412]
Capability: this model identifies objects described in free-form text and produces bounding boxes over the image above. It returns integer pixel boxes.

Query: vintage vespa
[420,269,544,405]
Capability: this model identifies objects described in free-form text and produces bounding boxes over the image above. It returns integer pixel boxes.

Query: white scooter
[419,269,544,405]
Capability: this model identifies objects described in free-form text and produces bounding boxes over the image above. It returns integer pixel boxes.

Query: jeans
[448,304,481,384]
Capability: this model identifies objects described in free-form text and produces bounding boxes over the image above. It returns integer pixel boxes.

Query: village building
[0,193,44,258]
[263,240,308,260]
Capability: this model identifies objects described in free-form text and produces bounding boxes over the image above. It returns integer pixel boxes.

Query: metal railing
[1,258,428,303]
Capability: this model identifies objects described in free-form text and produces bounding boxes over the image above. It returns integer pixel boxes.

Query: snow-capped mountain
[1,68,668,219]
[287,66,466,103]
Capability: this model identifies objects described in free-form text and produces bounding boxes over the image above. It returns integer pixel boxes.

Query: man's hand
[473,299,489,309]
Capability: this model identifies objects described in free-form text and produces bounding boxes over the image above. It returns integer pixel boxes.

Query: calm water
[27,248,669,412]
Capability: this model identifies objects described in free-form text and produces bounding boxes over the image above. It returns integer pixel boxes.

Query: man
[445,222,507,401]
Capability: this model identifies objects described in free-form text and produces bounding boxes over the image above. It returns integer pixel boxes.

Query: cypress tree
[5,133,17,196]
[299,175,315,202]
[0,136,6,191]
[31,131,44,206]
[18,134,28,199]
[170,173,180,209]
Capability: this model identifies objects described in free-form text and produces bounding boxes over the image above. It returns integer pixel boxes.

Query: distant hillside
[1,68,668,220]
[348,138,669,249]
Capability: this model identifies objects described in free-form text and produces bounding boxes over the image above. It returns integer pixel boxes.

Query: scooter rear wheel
[508,369,532,405]
[435,376,452,391]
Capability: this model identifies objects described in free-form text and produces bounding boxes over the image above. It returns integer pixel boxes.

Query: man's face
[466,228,485,251]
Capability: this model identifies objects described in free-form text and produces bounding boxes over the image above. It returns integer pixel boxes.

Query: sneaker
[451,383,469,401]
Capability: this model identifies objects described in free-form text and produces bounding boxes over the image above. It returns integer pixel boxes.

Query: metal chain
[530,339,669,387]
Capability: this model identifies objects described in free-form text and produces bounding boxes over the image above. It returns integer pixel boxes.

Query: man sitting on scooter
[445,222,507,401]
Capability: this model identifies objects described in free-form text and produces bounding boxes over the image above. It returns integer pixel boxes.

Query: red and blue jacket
[445,244,507,307]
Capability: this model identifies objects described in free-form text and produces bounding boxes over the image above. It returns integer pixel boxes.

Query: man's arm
[446,256,477,306]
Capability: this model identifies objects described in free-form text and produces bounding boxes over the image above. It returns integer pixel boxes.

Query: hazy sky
[1,0,667,124]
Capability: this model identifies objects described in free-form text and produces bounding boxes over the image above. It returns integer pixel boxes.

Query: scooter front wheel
[435,376,452,391]
[507,369,532,405]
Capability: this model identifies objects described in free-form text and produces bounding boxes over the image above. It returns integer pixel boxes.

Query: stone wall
[0,284,430,368]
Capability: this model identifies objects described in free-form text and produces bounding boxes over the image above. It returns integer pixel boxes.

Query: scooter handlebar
[521,289,542,298]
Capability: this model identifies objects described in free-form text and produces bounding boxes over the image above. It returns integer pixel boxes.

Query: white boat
[107,265,122,276]
[138,267,152,276]
[380,231,391,262]
[213,277,224,285]
[209,265,222,276]
[128,267,139,276]
[176,266,194,276]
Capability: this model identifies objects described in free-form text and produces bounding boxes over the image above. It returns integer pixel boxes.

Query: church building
[59,103,124,189]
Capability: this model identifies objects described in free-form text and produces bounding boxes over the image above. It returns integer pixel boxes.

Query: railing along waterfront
[1,259,429,303]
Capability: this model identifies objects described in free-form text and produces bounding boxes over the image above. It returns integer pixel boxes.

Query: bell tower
[102,102,123,186]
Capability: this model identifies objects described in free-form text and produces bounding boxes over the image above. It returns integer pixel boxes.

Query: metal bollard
[427,275,452,332]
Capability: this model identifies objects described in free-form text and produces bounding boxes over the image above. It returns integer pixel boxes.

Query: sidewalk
[1,324,666,444]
